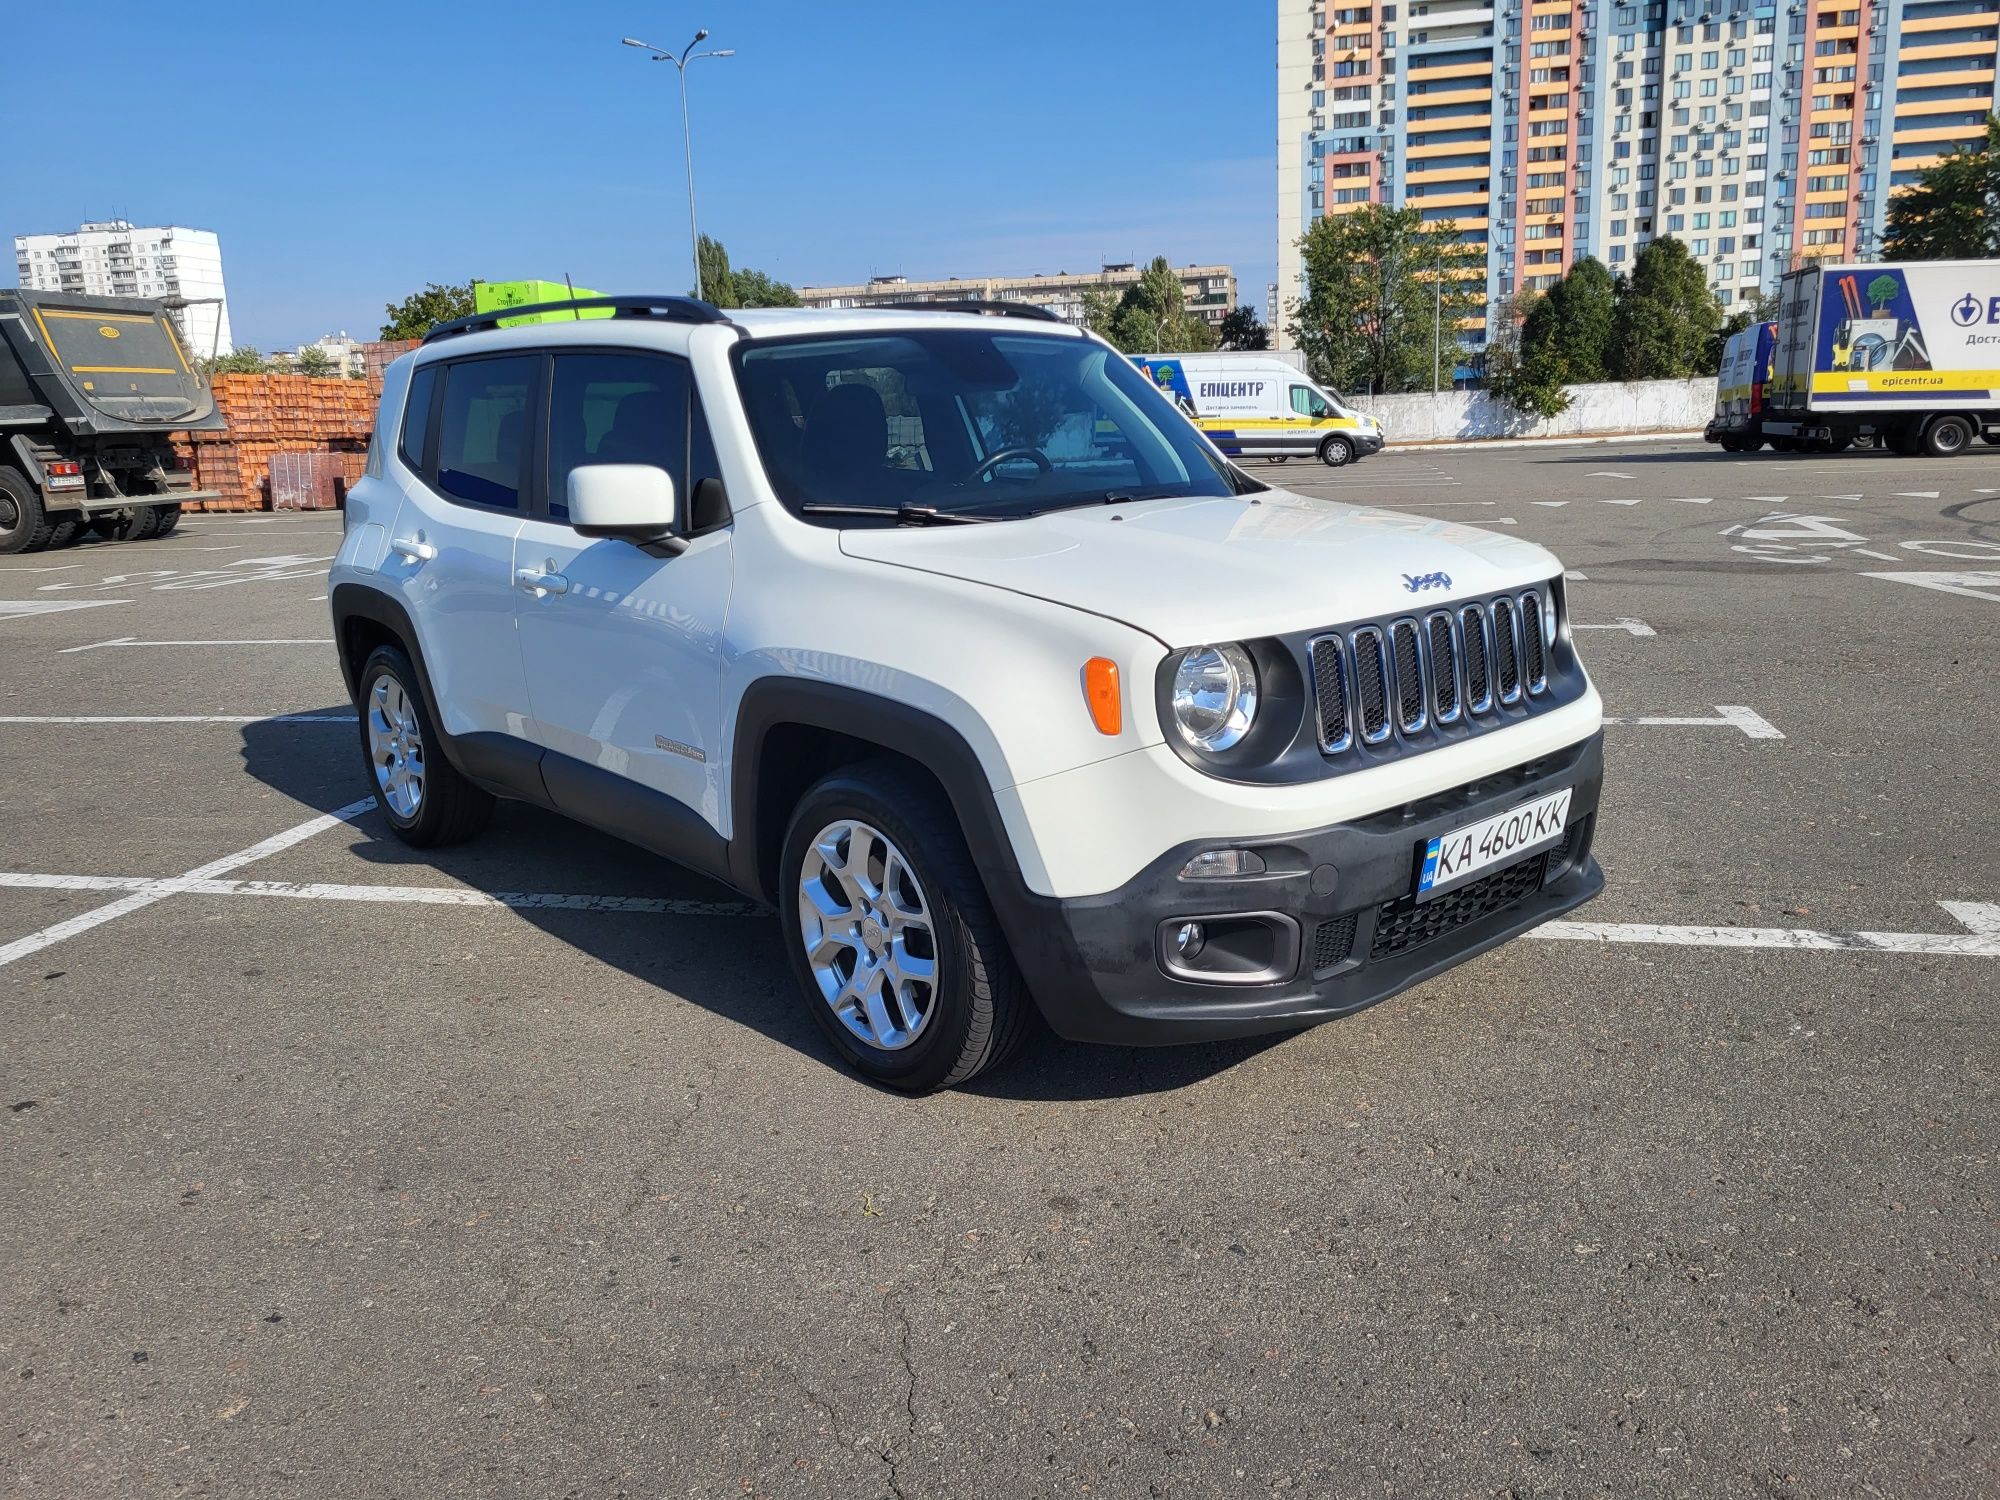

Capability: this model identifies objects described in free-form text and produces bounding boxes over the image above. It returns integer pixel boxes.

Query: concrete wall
[1351,378,1712,444]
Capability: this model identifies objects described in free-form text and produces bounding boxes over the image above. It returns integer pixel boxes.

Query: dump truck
[0,289,226,551]
[1764,258,2000,456]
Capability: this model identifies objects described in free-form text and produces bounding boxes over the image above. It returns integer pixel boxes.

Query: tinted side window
[547,352,689,519]
[399,365,438,473]
[435,356,537,510]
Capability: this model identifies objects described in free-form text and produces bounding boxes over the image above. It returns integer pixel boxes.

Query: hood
[836,488,1561,646]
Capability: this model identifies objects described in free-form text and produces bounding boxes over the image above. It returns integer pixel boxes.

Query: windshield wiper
[800,503,996,526]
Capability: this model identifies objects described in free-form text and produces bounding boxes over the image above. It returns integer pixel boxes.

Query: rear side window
[435,356,537,510]
[399,365,438,473]
[546,352,689,519]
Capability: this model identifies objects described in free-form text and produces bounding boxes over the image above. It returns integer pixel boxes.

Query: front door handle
[515,567,570,596]
[390,536,436,563]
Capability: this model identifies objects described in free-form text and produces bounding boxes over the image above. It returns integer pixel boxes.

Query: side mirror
[568,465,684,550]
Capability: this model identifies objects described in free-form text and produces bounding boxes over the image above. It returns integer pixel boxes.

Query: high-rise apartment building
[13,221,234,357]
[802,263,1239,331]
[1277,0,2000,355]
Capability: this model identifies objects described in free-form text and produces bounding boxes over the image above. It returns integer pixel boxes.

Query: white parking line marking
[58,636,334,654]
[1861,569,2000,603]
[0,599,131,622]
[1564,569,1589,580]
[1532,501,1569,507]
[1574,618,1657,636]
[1587,471,1634,478]
[0,872,761,916]
[1892,491,1941,499]
[0,713,353,725]
[1532,901,2000,958]
[1600,497,1644,506]
[0,563,82,574]
[0,797,376,969]
[1602,705,1784,738]
[1667,496,1714,504]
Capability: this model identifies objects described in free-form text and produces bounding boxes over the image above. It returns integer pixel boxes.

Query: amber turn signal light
[1084,657,1121,736]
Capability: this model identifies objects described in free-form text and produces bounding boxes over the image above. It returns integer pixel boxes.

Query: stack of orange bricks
[173,372,385,511]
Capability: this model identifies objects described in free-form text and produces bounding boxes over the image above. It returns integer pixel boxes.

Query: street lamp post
[622,31,735,301]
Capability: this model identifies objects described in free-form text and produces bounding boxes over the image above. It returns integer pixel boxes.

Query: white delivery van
[1131,355,1386,467]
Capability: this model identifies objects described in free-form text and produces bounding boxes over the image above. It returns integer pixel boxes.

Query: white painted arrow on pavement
[1861,569,2000,603]
[1532,901,2000,958]
[1601,705,1783,738]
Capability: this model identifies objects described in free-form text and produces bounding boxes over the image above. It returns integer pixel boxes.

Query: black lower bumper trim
[990,732,1604,1045]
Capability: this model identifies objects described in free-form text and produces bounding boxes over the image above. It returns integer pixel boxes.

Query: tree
[1288,205,1483,394]
[1218,306,1270,351]
[1485,291,1572,421]
[1104,256,1217,353]
[1080,287,1121,342]
[693,235,802,309]
[1607,237,1722,379]
[1520,256,1615,385]
[1883,117,2000,260]
[295,345,335,378]
[200,346,271,375]
[379,282,476,341]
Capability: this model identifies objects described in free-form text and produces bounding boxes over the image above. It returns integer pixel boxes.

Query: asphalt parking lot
[4,441,1996,1498]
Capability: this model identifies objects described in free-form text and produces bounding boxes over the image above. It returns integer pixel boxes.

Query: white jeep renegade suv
[329,296,1604,1092]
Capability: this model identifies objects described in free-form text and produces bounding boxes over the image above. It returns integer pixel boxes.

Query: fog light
[1180,848,1267,880]
[1172,921,1206,959]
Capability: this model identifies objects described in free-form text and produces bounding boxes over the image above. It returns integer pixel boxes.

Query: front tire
[781,763,1031,1093]
[0,467,54,554]
[354,644,495,847]
[1319,435,1356,468]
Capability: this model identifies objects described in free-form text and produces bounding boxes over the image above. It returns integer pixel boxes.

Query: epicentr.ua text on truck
[1763,258,2000,457]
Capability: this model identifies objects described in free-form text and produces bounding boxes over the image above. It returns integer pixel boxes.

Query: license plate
[1417,787,1572,900]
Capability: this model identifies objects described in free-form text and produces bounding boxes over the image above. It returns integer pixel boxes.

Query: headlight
[1171,643,1258,753]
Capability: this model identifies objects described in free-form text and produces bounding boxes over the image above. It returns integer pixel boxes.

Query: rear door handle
[390,536,436,562]
[515,568,570,596]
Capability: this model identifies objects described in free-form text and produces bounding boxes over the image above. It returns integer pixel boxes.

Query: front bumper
[1354,430,1386,456]
[997,732,1603,1044]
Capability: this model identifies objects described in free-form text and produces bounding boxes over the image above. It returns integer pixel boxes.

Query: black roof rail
[420,295,731,345]
[924,299,1067,324]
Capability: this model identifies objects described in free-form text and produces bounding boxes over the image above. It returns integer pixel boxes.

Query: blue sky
[1,1,1274,349]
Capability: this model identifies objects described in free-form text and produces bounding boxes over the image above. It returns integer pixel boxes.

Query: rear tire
[128,506,164,541]
[46,516,84,548]
[781,761,1032,1093]
[91,509,142,541]
[153,504,183,536]
[1319,435,1356,468]
[0,467,54,554]
[1922,414,1973,457]
[354,644,495,848]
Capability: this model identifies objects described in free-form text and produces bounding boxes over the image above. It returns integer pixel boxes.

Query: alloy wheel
[367,675,426,819]
[797,819,939,1051]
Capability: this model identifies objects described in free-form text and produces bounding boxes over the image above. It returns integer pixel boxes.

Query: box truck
[1704,320,1776,452]
[1764,259,2000,456]
[1128,354,1385,466]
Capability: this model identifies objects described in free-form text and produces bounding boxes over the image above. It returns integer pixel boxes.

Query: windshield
[734,329,1259,522]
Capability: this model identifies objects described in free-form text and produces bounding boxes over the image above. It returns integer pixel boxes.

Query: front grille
[1310,637,1351,751]
[1491,596,1521,703]
[1427,611,1459,721]
[1309,585,1555,756]
[1352,627,1390,743]
[1391,619,1425,732]
[1370,852,1550,961]
[1520,592,1547,690]
[1310,913,1358,976]
[1460,604,1491,710]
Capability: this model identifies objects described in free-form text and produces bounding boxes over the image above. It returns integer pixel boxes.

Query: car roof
[411,299,1090,363]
